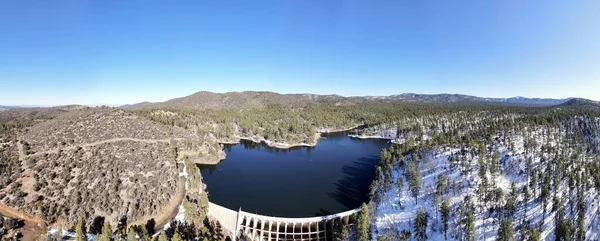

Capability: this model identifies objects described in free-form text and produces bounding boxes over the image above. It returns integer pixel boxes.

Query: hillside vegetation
[0,107,217,230]
[122,91,354,110]
[122,91,573,111]
[2,91,599,241]
[133,104,547,149]
[355,107,600,241]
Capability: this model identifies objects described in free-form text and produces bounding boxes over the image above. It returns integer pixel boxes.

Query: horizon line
[1,91,589,108]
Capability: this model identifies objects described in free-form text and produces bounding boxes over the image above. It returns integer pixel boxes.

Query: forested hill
[558,98,600,109]
[121,91,574,110]
[121,91,354,110]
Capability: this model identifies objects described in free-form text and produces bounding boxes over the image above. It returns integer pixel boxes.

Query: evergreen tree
[396,176,403,194]
[462,196,476,241]
[478,176,489,213]
[505,183,517,218]
[436,174,447,196]
[526,228,541,241]
[407,162,421,204]
[357,203,370,241]
[399,230,411,241]
[98,221,112,241]
[380,148,392,164]
[555,207,574,241]
[157,232,168,241]
[541,174,551,221]
[334,223,350,241]
[171,230,182,241]
[496,219,514,241]
[440,200,450,240]
[523,186,531,223]
[433,192,439,223]
[530,170,538,197]
[552,196,561,212]
[139,226,150,241]
[491,150,500,176]
[76,217,88,241]
[340,226,350,241]
[576,188,585,241]
[398,155,406,169]
[384,162,393,186]
[212,221,225,241]
[127,228,137,241]
[413,208,429,241]
[494,188,504,214]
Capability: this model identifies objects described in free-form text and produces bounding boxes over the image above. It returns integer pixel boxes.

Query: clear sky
[1,0,599,106]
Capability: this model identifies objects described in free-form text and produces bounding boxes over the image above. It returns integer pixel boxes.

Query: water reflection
[199,131,389,217]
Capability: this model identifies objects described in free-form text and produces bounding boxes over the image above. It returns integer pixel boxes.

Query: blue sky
[1,0,599,105]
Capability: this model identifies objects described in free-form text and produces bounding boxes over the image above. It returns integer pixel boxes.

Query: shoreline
[217,124,363,150]
[347,134,394,140]
[193,158,224,165]
[185,151,227,165]
[317,124,363,134]
[347,133,403,144]
[237,134,319,149]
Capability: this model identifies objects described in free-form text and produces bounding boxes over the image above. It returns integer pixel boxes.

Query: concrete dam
[208,202,361,241]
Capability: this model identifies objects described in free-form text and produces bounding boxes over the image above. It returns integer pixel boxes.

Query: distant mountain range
[0,105,89,122]
[5,92,595,112]
[120,91,581,110]
[0,105,18,112]
[384,93,571,106]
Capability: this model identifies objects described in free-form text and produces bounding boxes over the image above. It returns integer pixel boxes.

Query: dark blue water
[199,132,389,217]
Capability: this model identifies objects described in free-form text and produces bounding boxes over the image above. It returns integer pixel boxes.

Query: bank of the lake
[199,131,390,218]
[216,125,364,151]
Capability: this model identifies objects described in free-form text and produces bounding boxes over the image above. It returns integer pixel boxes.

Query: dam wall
[208,202,360,241]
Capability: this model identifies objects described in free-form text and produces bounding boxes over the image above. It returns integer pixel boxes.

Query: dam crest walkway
[208,202,361,241]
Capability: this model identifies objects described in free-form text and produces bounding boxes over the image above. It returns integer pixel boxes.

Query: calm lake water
[198,132,389,217]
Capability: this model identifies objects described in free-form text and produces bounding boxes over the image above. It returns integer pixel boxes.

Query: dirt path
[128,176,187,230]
[3,141,47,241]
[0,203,46,241]
[25,137,184,158]
[16,141,24,160]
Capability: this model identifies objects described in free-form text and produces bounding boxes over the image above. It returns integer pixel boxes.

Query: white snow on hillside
[372,129,600,240]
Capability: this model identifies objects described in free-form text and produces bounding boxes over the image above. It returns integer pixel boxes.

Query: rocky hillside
[0,107,220,228]
[0,105,87,123]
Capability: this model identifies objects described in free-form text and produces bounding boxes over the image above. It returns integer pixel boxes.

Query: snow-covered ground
[372,127,600,240]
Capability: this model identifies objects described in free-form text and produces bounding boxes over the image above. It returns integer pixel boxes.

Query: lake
[198,131,390,217]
